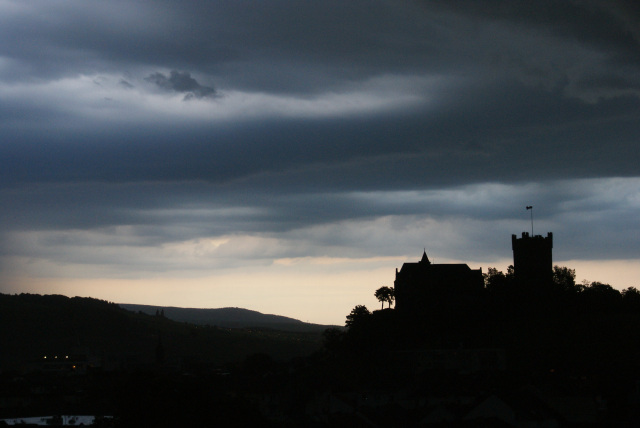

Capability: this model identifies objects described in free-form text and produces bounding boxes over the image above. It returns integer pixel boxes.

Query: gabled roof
[397,251,482,280]
[399,262,477,276]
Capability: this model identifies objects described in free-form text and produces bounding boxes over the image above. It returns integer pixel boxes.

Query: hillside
[0,293,325,371]
[119,303,333,332]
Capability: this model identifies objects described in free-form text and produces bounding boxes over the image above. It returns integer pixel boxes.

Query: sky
[1,0,640,324]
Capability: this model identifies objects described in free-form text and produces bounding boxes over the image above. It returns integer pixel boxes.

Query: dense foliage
[0,293,324,371]
[331,266,640,376]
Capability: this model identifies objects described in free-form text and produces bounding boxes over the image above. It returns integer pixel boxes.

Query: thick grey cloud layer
[1,0,639,285]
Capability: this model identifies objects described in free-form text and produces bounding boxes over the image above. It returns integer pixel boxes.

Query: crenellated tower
[511,232,553,286]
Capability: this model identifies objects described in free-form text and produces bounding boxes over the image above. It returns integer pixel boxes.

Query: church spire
[420,248,431,264]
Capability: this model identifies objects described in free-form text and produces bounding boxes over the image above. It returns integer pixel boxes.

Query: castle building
[394,250,484,313]
[511,232,553,286]
[393,231,554,313]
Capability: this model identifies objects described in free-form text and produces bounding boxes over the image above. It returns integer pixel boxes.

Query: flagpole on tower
[526,206,533,235]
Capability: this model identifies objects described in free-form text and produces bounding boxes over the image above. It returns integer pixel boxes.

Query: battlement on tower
[511,232,553,249]
[512,232,553,285]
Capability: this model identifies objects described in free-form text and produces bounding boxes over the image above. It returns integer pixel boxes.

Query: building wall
[394,254,483,313]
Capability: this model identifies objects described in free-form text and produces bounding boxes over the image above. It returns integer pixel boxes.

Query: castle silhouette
[394,231,553,311]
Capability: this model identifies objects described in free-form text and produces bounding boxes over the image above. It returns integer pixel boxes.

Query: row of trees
[347,265,640,328]
[484,264,640,308]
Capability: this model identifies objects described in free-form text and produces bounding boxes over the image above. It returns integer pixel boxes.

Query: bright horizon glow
[4,256,639,325]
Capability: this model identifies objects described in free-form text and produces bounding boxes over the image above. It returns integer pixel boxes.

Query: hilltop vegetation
[0,293,324,371]
[330,265,640,376]
[118,303,332,332]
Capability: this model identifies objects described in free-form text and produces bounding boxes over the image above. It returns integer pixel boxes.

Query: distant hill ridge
[119,303,335,332]
[0,293,329,369]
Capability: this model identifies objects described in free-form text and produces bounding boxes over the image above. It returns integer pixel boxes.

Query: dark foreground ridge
[323,233,640,426]
[2,233,640,426]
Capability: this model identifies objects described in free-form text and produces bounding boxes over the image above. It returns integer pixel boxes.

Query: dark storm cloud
[2,79,638,190]
[145,70,215,99]
[1,0,640,277]
[427,0,640,51]
[119,79,134,89]
[1,0,635,94]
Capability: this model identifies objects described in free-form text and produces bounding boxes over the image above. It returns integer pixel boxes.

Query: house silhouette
[394,250,484,313]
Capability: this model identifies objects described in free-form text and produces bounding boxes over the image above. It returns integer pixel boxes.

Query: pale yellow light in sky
[561,259,640,287]
[5,257,639,325]
[5,257,403,325]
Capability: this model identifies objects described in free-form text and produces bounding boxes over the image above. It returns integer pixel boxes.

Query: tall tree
[374,286,395,309]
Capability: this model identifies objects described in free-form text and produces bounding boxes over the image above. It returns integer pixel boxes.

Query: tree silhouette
[345,305,371,328]
[622,286,640,310]
[484,267,507,291]
[552,265,576,292]
[581,281,621,311]
[483,266,515,296]
[374,286,395,309]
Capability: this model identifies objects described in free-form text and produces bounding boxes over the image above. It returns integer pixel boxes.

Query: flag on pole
[526,206,532,210]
